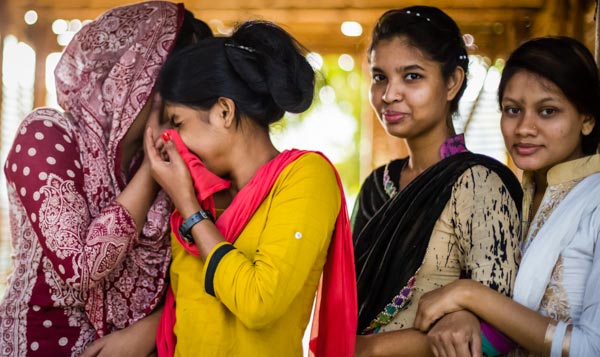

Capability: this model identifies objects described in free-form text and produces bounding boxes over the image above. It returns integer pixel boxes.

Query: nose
[514,111,538,136]
[382,81,402,104]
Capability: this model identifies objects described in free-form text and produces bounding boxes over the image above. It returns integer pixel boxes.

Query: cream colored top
[380,165,521,331]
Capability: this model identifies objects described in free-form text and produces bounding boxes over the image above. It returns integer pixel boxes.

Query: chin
[512,156,547,172]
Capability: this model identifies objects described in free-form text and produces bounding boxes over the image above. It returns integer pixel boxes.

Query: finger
[414,302,431,331]
[146,93,164,129]
[161,139,185,166]
[439,334,457,357]
[414,312,423,331]
[144,127,162,164]
[430,342,441,357]
[80,341,102,357]
[470,329,483,357]
[453,334,471,357]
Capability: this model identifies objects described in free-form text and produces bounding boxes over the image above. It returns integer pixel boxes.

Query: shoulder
[282,152,336,182]
[362,158,406,186]
[451,164,521,211]
[277,152,340,194]
[453,154,521,194]
[18,108,75,138]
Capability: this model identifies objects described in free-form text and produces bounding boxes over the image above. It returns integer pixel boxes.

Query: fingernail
[161,132,170,142]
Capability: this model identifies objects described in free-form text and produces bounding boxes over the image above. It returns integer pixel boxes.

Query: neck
[404,124,454,173]
[227,128,279,193]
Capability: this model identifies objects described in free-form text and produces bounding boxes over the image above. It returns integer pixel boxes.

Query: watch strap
[179,210,213,243]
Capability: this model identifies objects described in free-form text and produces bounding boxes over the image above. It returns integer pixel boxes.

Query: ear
[582,115,595,136]
[446,66,465,102]
[214,97,237,129]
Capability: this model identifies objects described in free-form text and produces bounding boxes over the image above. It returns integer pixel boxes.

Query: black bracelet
[178,210,213,243]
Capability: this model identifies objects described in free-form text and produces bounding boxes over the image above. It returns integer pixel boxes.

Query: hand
[427,310,483,357]
[80,326,156,357]
[414,280,474,332]
[142,94,169,168]
[144,126,198,216]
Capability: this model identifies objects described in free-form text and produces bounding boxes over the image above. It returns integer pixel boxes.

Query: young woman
[415,36,600,357]
[0,2,212,356]
[144,20,356,356]
[352,6,523,356]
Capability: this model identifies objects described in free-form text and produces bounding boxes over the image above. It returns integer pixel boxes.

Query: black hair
[498,36,600,155]
[158,20,315,128]
[369,6,469,115]
[172,9,213,53]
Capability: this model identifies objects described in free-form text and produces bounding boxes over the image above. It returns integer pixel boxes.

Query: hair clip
[402,9,431,22]
[224,42,257,54]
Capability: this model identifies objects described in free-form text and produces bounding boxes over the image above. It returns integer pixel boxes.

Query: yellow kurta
[170,153,341,356]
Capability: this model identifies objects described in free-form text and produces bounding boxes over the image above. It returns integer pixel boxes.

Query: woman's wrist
[178,200,202,220]
[455,279,477,310]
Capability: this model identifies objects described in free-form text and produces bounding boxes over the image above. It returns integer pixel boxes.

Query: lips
[382,110,407,123]
[514,143,541,156]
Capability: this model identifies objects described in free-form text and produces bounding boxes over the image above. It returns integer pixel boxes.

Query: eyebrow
[502,96,560,105]
[371,64,425,73]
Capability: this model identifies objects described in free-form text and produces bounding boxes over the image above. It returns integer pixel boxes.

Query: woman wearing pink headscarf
[0,2,211,356]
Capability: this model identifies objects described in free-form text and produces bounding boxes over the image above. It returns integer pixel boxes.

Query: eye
[372,73,386,82]
[169,115,181,128]
[502,106,520,116]
[540,107,557,117]
[404,73,422,81]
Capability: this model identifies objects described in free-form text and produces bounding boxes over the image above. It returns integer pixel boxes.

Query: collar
[440,133,468,159]
[522,154,600,187]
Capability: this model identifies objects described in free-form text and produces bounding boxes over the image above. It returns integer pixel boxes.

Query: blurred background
[0,0,597,295]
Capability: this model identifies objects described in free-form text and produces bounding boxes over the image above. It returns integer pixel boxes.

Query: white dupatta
[513,173,600,310]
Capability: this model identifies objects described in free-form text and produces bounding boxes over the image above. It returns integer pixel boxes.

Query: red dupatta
[157,129,356,356]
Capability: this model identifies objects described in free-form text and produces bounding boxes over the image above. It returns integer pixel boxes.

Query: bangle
[543,319,558,357]
[179,210,213,243]
[561,324,573,357]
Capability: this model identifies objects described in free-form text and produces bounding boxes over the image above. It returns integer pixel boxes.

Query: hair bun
[227,21,315,116]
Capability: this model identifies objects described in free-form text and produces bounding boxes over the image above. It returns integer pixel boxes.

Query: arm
[209,154,341,329]
[356,167,523,356]
[4,113,157,292]
[453,166,521,297]
[426,310,483,357]
[415,279,550,353]
[81,305,163,357]
[355,329,433,357]
[569,234,600,356]
[146,136,342,329]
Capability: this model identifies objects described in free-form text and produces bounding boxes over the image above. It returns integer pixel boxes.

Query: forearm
[133,305,163,354]
[357,329,433,357]
[115,162,160,234]
[461,282,550,353]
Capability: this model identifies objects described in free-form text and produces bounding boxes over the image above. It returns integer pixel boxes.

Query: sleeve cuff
[204,242,235,297]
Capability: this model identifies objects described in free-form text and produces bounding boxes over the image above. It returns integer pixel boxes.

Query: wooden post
[595,0,600,64]
[25,17,59,109]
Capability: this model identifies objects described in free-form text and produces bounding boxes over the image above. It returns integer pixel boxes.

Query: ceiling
[4,0,594,58]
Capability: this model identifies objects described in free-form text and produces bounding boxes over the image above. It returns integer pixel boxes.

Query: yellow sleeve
[202,153,341,329]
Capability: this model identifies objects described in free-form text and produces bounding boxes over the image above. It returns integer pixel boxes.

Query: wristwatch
[179,210,213,243]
